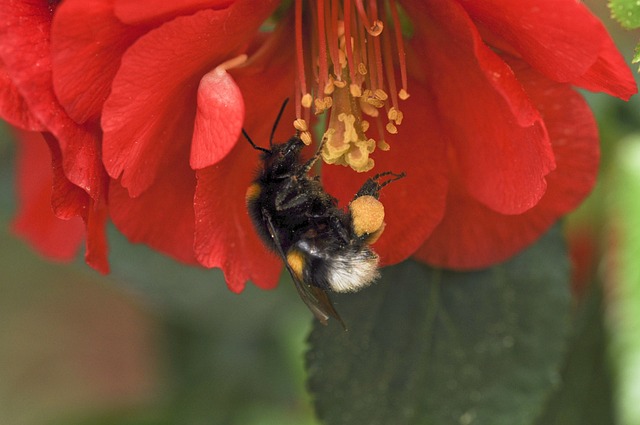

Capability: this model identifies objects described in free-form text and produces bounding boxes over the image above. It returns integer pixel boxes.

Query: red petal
[193,31,298,291]
[573,35,638,101]
[0,0,104,199]
[114,0,237,25]
[459,0,606,82]
[190,66,244,169]
[460,0,637,100]
[405,0,555,215]
[51,0,147,124]
[12,130,85,261]
[416,62,599,269]
[109,149,198,265]
[0,61,43,130]
[323,79,449,266]
[194,145,282,293]
[102,2,277,197]
[44,133,111,273]
[84,194,110,274]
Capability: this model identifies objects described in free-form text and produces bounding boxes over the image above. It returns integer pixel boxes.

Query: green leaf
[534,283,616,425]
[306,226,571,425]
[610,0,640,29]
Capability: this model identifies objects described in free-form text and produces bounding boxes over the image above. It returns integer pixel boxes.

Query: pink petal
[190,66,245,169]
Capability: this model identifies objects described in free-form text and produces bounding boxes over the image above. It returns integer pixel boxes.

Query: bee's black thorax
[247,135,364,270]
[245,125,404,325]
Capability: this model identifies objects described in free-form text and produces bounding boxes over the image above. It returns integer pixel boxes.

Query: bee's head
[261,136,305,177]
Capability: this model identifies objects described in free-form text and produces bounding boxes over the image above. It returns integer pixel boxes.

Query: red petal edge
[415,61,599,269]
[11,130,85,261]
[405,0,555,215]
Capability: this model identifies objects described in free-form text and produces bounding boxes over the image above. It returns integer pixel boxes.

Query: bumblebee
[245,102,405,327]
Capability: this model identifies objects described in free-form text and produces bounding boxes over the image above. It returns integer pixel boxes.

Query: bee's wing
[263,210,346,329]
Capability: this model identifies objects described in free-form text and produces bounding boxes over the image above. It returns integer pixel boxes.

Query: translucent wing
[263,210,346,329]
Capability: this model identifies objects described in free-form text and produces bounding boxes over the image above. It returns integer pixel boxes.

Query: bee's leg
[329,214,351,244]
[275,189,311,212]
[301,134,329,174]
[354,171,406,199]
[274,179,325,213]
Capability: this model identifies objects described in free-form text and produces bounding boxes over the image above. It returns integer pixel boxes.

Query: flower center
[293,0,409,172]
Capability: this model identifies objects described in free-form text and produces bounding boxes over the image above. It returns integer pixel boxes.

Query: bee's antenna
[242,128,271,154]
[270,98,290,148]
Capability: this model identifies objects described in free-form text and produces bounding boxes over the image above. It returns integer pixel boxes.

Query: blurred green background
[0,125,320,424]
[1,2,640,425]
[1,119,329,424]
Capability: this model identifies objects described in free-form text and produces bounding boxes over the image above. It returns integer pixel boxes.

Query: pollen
[350,195,385,237]
[293,118,308,132]
[301,93,313,108]
[292,0,410,172]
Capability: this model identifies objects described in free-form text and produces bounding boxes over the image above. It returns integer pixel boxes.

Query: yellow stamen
[294,118,308,132]
[301,93,313,108]
[292,0,410,172]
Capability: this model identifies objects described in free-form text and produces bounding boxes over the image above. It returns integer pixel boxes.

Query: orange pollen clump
[293,0,410,172]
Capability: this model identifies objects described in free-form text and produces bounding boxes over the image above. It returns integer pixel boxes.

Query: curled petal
[460,0,637,100]
[0,61,43,130]
[460,0,604,81]
[0,0,104,199]
[573,36,638,101]
[51,0,147,124]
[109,150,198,265]
[405,0,555,215]
[114,0,237,25]
[190,66,245,170]
[102,2,277,197]
[43,134,110,273]
[416,62,599,269]
[84,194,110,274]
[12,130,85,261]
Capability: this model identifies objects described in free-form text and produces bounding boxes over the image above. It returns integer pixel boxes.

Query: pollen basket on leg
[293,0,410,172]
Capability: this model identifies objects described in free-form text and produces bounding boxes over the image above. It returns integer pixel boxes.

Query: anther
[294,118,308,132]
[301,93,313,108]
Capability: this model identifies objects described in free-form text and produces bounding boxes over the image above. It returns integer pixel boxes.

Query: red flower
[0,0,109,272]
[0,0,636,291]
